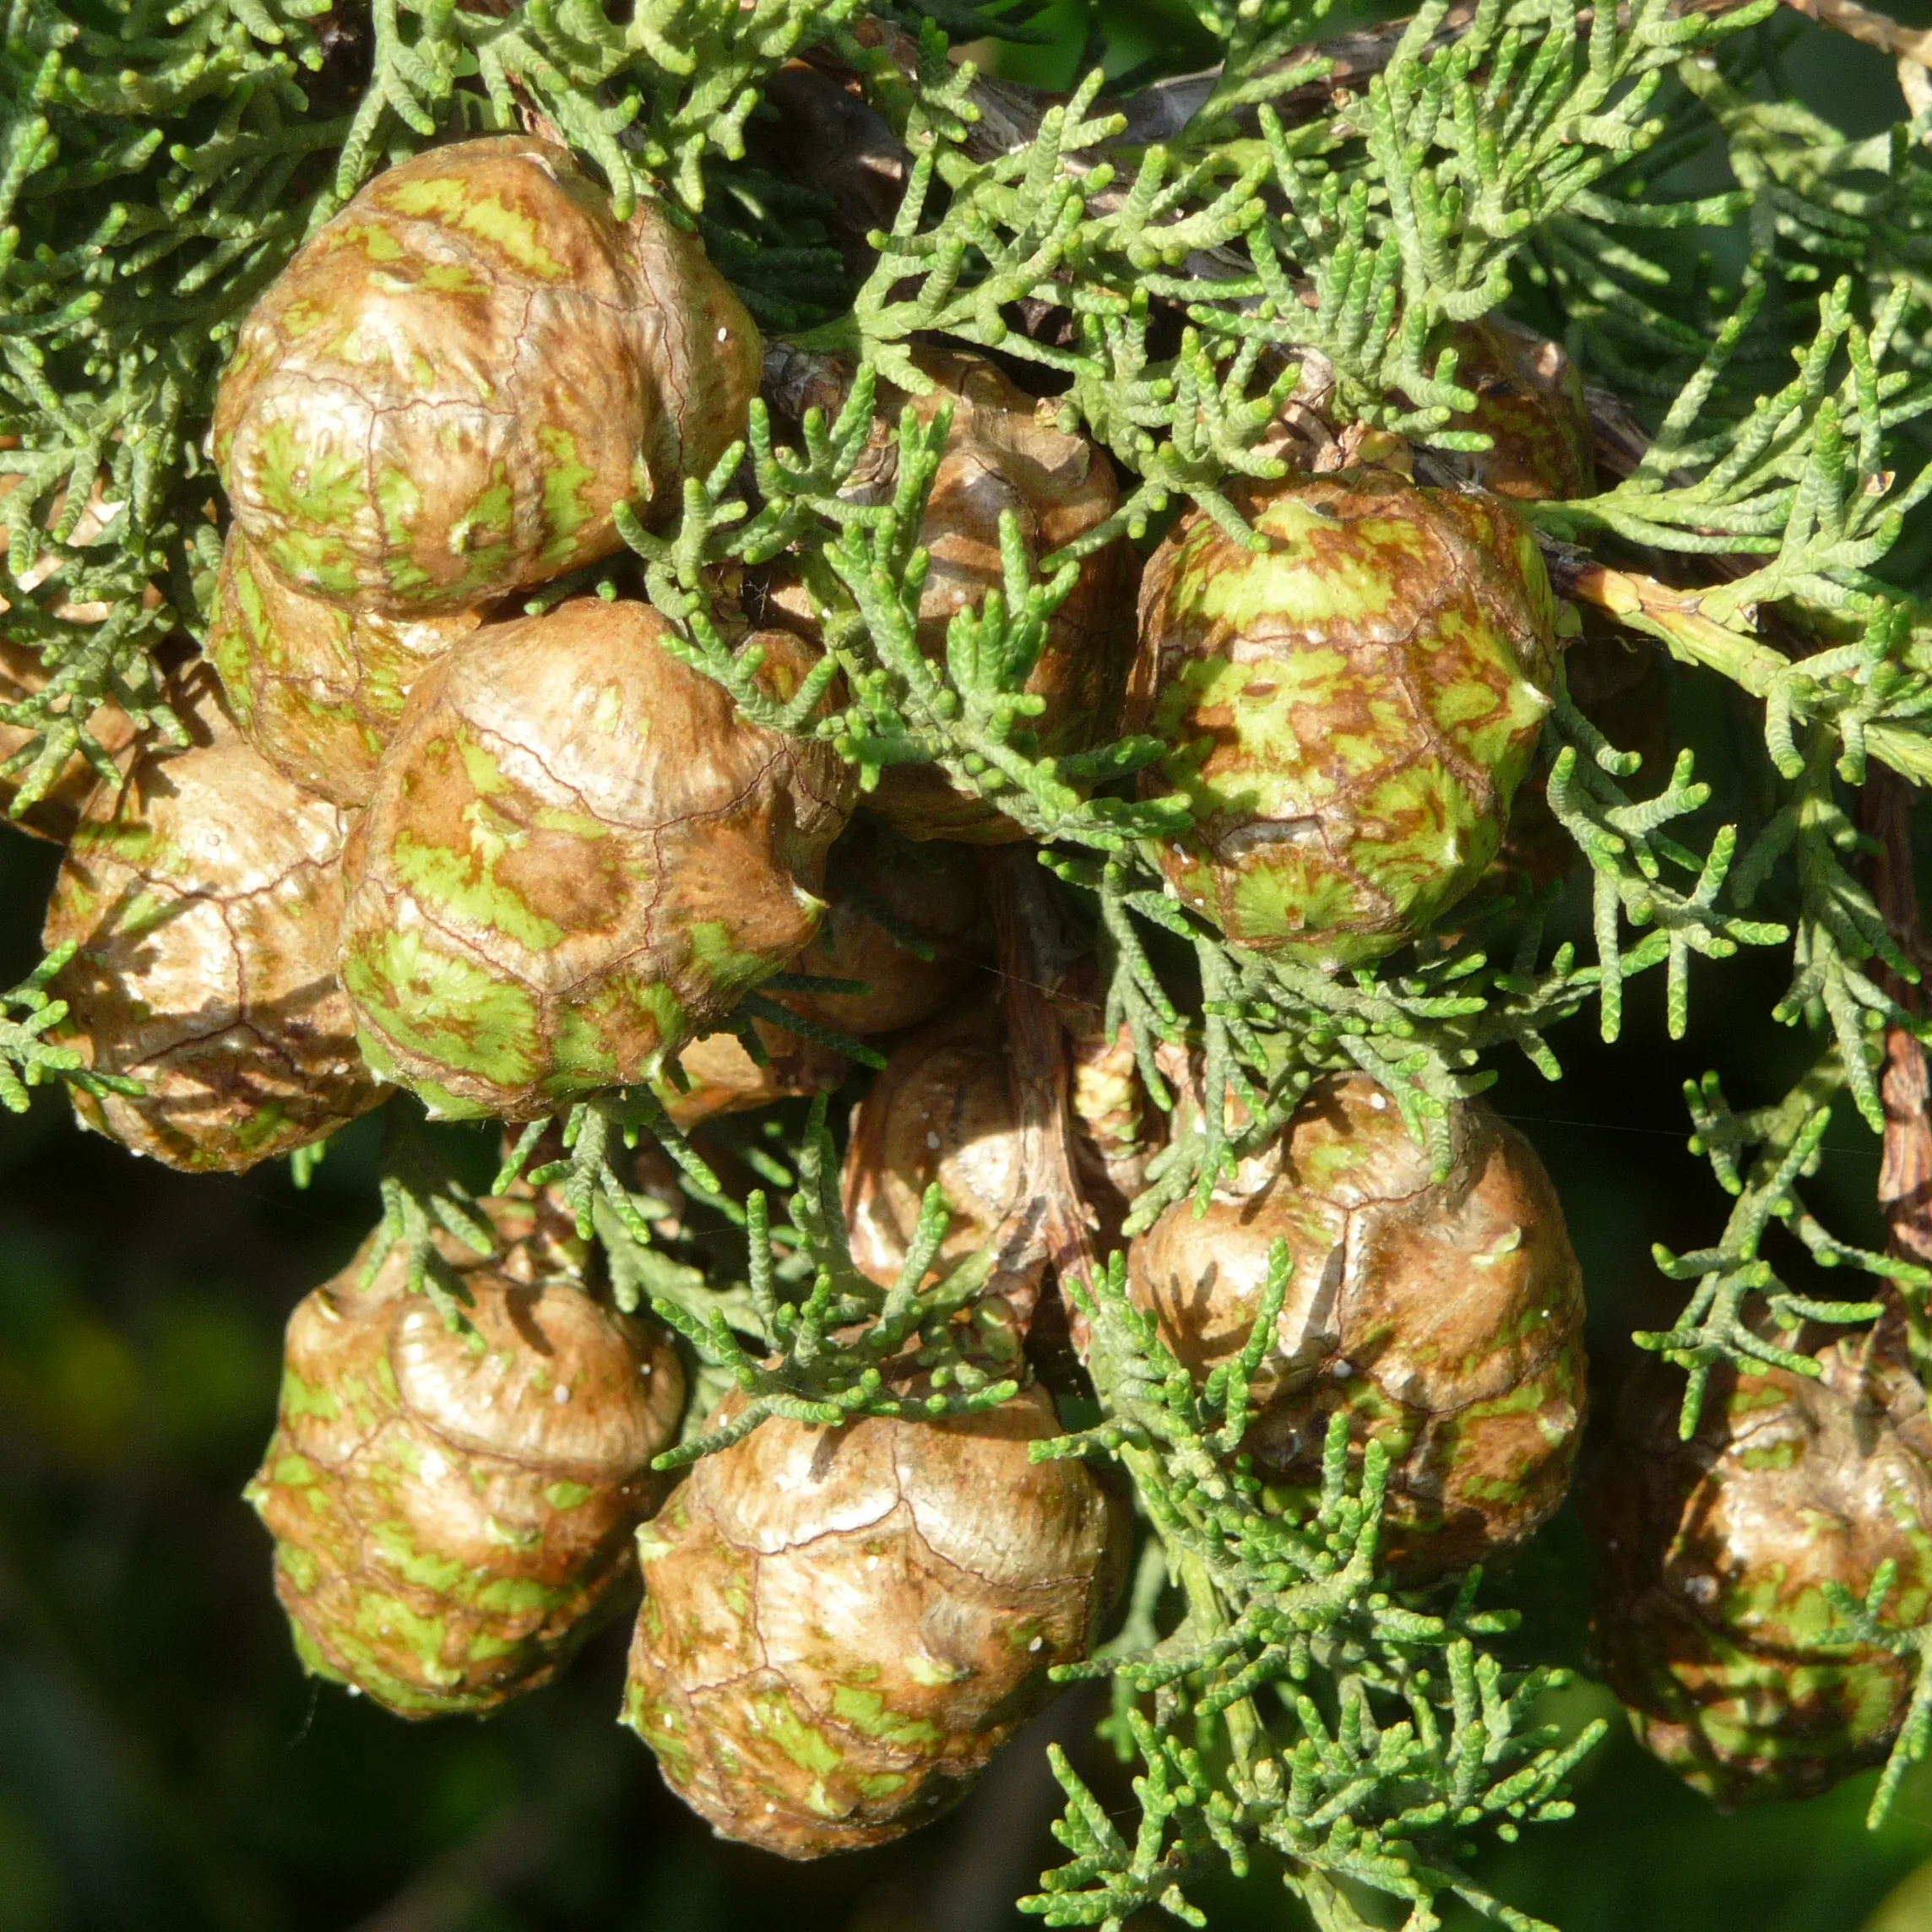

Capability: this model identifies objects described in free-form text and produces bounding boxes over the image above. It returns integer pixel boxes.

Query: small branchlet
[1634,1060,1924,1434]
[646,1098,1022,1469]
[495,1092,723,1246]
[1824,1560,1932,1832]
[0,942,142,1114]
[365,1105,498,1330]
[1544,697,1788,1044]
[1734,735,1927,1131]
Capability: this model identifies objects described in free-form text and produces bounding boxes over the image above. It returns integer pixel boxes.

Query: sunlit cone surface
[1587,1345,1932,1805]
[42,667,385,1172]
[623,1384,1124,1855]
[207,529,483,806]
[779,821,986,1035]
[0,637,138,843]
[248,1213,686,1718]
[338,598,853,1120]
[779,350,1132,844]
[1129,472,1557,964]
[1430,319,1595,502]
[843,1005,1040,1302]
[665,1023,846,1130]
[1128,1074,1585,1579]
[213,135,759,616]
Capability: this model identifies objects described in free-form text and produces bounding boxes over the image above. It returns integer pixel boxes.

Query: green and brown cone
[207,529,484,807]
[213,134,759,616]
[247,1202,686,1718]
[1587,1343,1932,1805]
[1429,318,1597,503]
[776,821,987,1036]
[1128,1073,1586,1581]
[1128,471,1558,965]
[41,666,386,1173]
[623,1383,1124,1856]
[337,596,853,1120]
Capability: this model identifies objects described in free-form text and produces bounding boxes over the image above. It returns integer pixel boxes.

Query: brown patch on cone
[623,1384,1124,1856]
[249,1223,685,1717]
[42,666,385,1172]
[1127,1073,1585,1579]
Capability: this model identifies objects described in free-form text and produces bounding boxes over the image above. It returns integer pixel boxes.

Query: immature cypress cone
[779,821,987,1035]
[0,638,137,843]
[1127,1074,1585,1579]
[776,350,1132,844]
[1430,319,1596,502]
[207,529,483,806]
[41,667,384,1172]
[248,1207,685,1717]
[842,1005,1040,1301]
[1128,472,1557,964]
[1587,1345,1932,1805]
[213,135,759,616]
[338,597,852,1120]
[622,1383,1124,1856]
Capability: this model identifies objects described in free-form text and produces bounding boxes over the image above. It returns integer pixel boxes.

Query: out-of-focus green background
[13,6,1932,1929]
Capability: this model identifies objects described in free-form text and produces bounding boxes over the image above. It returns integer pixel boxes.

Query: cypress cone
[337,597,853,1120]
[622,1382,1125,1856]
[1587,1343,1932,1805]
[1128,471,1557,965]
[778,821,987,1037]
[247,1197,686,1718]
[213,135,759,616]
[1127,1073,1586,1580]
[1430,318,1596,502]
[41,666,385,1172]
[842,1004,1041,1303]
[207,529,484,807]
[664,1023,847,1130]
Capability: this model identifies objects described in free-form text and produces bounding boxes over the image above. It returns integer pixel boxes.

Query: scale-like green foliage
[33,0,1932,1916]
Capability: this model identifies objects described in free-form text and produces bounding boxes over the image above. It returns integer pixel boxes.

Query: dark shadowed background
[10,4,1932,1929]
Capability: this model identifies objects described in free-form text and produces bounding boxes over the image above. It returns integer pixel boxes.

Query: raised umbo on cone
[1128,1073,1585,1580]
[247,1199,686,1718]
[41,665,387,1173]
[623,1382,1124,1856]
[1587,1341,1932,1804]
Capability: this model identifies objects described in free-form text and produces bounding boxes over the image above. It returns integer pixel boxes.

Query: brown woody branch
[1859,770,1932,1271]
